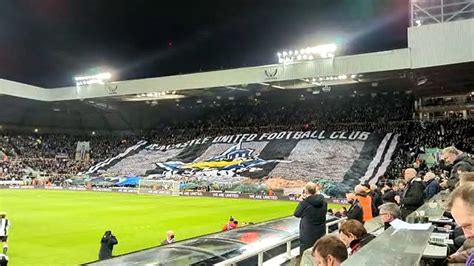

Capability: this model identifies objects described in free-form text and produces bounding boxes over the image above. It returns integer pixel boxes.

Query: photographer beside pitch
[98,231,118,260]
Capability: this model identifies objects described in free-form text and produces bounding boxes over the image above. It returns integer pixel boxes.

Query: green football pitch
[0,189,342,265]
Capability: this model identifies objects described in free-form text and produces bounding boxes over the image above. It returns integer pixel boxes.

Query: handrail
[215,217,347,266]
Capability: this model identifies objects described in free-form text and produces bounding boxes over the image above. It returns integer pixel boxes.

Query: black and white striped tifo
[87,130,399,187]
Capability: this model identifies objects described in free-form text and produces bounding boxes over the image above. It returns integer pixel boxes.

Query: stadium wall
[408,18,474,68]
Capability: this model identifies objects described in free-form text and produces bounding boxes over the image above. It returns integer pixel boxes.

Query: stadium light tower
[277,43,337,64]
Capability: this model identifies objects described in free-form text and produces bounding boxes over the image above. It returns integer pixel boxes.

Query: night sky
[0,0,409,88]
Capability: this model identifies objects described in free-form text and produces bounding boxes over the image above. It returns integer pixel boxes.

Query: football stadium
[0,1,474,265]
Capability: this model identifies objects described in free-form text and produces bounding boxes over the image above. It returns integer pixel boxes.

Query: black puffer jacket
[448,154,474,189]
[294,194,327,254]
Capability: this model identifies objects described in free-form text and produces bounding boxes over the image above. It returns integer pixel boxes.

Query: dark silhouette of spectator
[294,182,327,255]
[98,231,118,261]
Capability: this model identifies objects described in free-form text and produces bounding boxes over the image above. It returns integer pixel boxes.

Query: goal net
[138,179,181,196]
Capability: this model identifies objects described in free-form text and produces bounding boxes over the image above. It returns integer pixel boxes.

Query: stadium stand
[0,2,473,264]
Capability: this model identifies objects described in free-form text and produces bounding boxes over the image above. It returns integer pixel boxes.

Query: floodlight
[75,71,112,87]
[96,72,112,80]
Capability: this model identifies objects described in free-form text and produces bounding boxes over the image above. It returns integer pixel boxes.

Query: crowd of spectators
[0,93,471,185]
[299,148,472,265]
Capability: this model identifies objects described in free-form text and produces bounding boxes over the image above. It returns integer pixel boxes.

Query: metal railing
[215,217,347,266]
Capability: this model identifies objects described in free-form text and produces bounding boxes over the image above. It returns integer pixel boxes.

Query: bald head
[423,172,436,182]
[404,168,417,182]
[354,185,366,194]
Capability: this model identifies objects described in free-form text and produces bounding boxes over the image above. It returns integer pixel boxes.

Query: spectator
[346,185,373,224]
[446,184,474,265]
[423,172,441,200]
[369,184,383,216]
[294,182,327,255]
[161,230,175,245]
[341,207,347,217]
[222,216,238,231]
[397,180,407,194]
[440,146,473,190]
[378,203,401,230]
[338,219,375,255]
[98,231,118,261]
[395,168,425,220]
[381,182,397,203]
[312,235,348,266]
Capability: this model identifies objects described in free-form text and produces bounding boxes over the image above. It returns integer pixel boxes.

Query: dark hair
[385,181,393,188]
[233,220,238,225]
[362,182,371,190]
[312,235,348,263]
[339,220,367,238]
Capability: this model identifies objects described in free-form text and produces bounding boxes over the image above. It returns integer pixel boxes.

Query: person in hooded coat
[98,230,118,260]
[294,182,327,255]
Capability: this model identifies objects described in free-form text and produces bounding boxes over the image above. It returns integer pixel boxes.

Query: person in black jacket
[98,231,118,260]
[370,184,383,216]
[423,172,441,200]
[440,146,473,190]
[294,182,327,255]
[395,168,425,220]
[381,182,397,203]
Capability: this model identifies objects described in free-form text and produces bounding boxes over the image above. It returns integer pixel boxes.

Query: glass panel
[87,247,220,265]
[407,190,450,221]
[179,238,246,258]
[256,217,300,234]
[342,226,434,266]
[364,216,384,234]
[214,227,291,244]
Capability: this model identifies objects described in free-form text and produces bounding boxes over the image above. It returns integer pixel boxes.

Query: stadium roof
[0,19,473,132]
